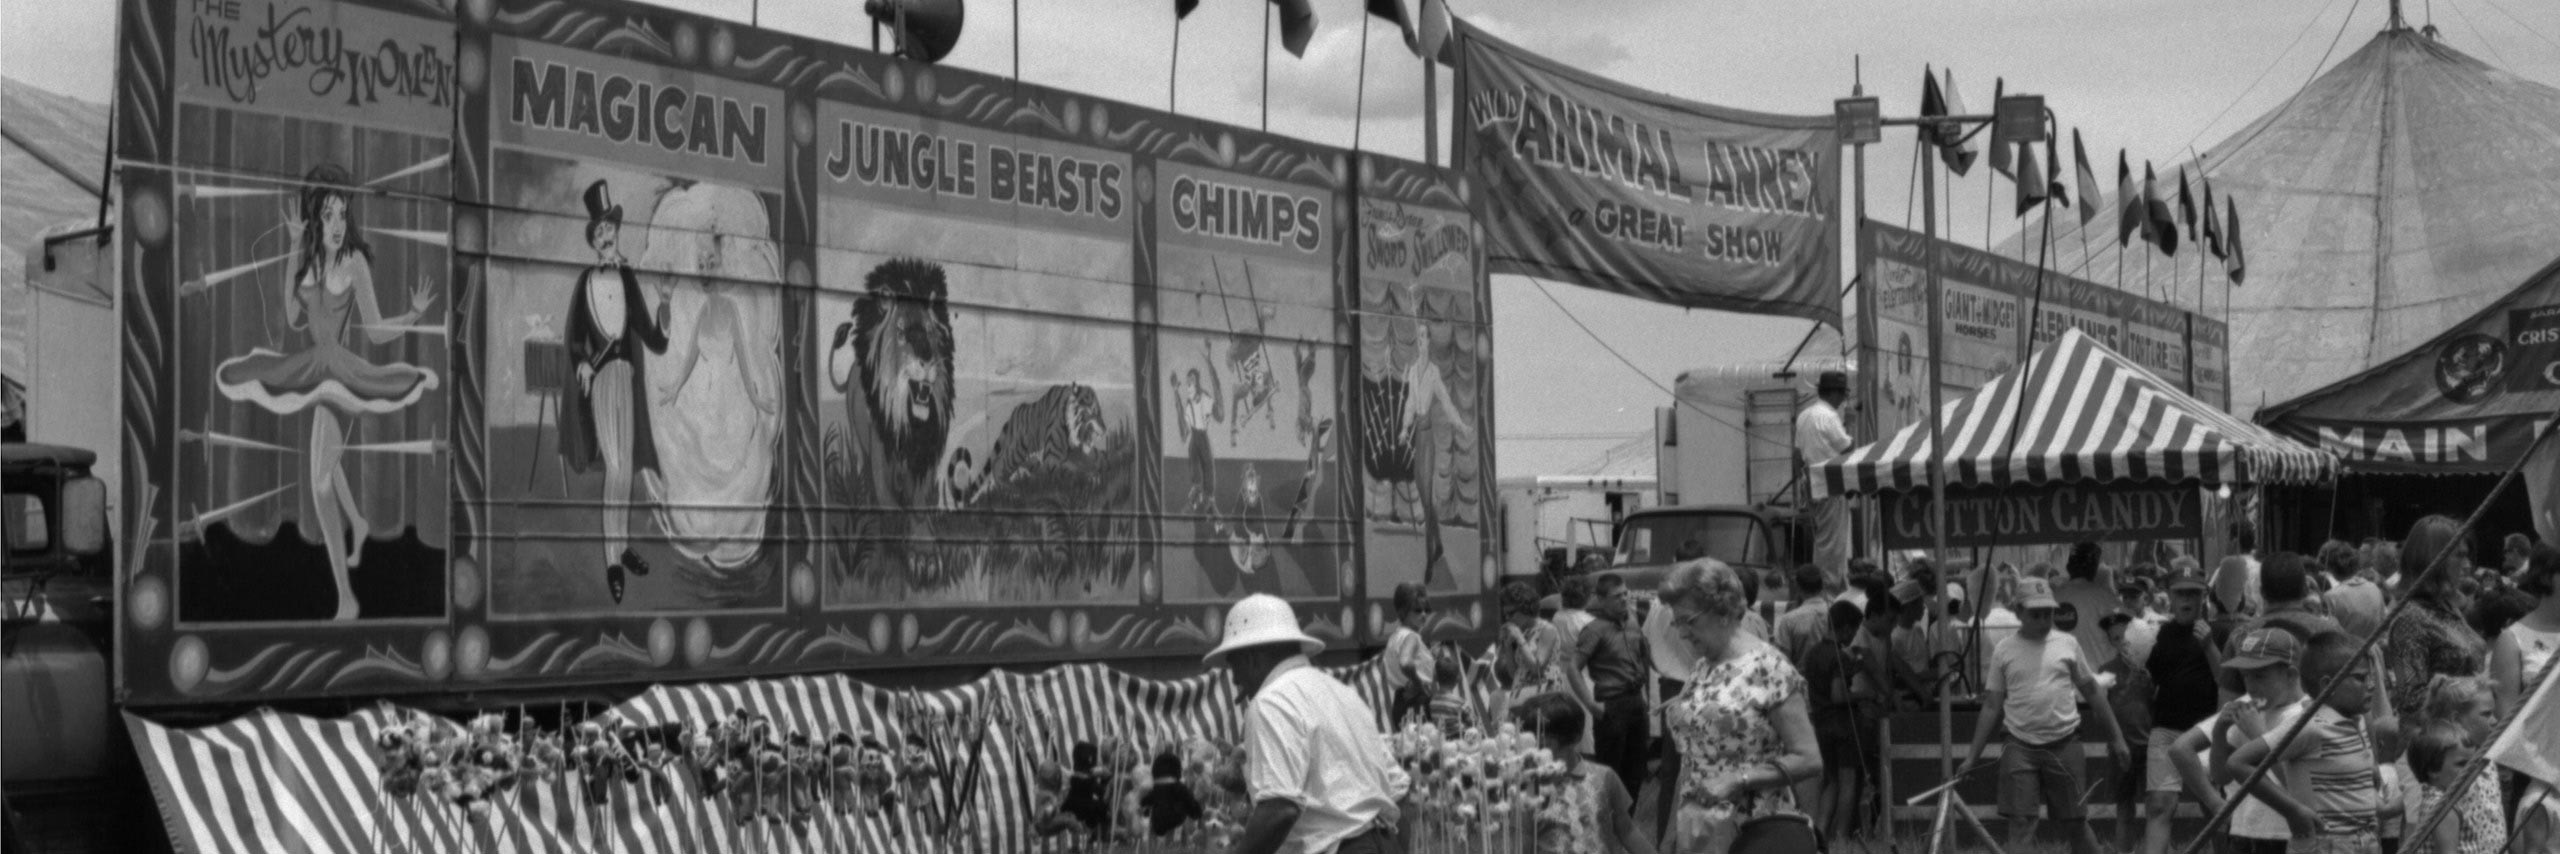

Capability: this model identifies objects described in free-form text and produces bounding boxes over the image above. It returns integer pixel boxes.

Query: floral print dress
[2382,598,2486,720]
[1667,643,1807,848]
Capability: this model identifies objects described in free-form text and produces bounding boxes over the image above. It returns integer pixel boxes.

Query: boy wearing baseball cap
[2228,631,2388,854]
[2206,626,2316,854]
[1962,577,2130,854]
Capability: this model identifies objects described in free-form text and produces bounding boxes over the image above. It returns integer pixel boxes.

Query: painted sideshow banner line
[2191,315,2230,410]
[1453,18,1839,325]
[481,31,792,622]
[1879,483,2205,550]
[812,99,1143,613]
[1156,161,1351,606]
[176,0,458,150]
[1357,196,1491,600]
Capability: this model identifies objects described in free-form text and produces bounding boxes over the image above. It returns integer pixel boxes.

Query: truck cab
[3,442,148,853]
[1592,503,1806,592]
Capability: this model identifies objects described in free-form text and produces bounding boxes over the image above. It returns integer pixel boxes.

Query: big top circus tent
[1997,18,2560,417]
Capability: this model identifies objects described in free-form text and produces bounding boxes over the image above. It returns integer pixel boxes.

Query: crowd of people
[1177,516,2556,854]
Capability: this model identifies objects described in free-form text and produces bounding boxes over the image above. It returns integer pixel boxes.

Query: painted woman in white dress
[638,183,782,573]
[213,165,439,619]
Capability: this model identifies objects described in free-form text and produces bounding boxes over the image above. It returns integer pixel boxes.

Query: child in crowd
[1513,695,1657,854]
[1800,600,1869,842]
[1427,650,1472,737]
[2098,612,2156,854]
[2188,626,2313,854]
[1386,583,1436,728]
[2229,631,2388,854]
[1138,750,1203,838]
[2407,722,2500,854]
[2411,676,2505,854]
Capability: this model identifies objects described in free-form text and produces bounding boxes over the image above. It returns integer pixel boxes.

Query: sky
[9,0,2560,478]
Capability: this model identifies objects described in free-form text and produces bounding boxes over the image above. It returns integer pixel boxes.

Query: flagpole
[1424,42,1440,165]
[1260,2,1273,131]
[1011,0,1021,81]
[1168,16,1182,112]
[1352,11,1372,153]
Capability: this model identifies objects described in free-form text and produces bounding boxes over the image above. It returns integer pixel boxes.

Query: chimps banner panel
[1453,18,1840,325]
[114,0,1491,704]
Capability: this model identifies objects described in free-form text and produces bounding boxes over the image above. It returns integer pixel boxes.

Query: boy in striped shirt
[2228,631,2393,854]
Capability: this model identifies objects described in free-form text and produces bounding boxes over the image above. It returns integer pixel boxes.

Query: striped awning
[1815,328,2336,499]
[128,655,1451,854]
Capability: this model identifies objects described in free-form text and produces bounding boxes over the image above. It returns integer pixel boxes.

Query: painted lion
[828,257,955,509]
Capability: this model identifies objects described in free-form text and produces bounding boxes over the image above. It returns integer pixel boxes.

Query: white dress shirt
[1247,657,1413,854]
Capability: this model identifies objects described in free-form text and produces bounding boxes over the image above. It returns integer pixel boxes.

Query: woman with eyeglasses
[1658,559,1824,853]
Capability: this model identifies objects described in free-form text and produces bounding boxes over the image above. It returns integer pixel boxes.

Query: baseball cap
[1891,580,1927,604]
[2225,627,2302,671]
[2013,576,2059,610]
[2167,572,2210,594]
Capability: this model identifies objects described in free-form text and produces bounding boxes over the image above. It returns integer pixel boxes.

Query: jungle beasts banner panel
[118,0,1490,704]
[116,0,461,703]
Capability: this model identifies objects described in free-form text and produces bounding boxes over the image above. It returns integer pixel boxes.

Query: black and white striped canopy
[1814,328,2337,498]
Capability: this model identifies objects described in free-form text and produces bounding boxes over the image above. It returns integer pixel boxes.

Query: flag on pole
[2046,132,2070,211]
[2225,196,2247,285]
[1416,0,1450,61]
[2202,178,2225,260]
[1272,0,1317,56]
[1921,67,1978,176]
[1366,0,1416,49]
[2488,648,2560,786]
[2178,166,2198,242]
[2143,161,2179,256]
[1988,78,2013,179]
[2117,150,2141,247]
[1177,0,1201,17]
[2015,142,2047,216]
[2074,130,2101,227]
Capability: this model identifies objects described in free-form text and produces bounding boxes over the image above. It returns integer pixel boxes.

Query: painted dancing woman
[213,165,439,620]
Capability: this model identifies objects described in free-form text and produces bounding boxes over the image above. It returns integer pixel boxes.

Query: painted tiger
[962,382,1110,505]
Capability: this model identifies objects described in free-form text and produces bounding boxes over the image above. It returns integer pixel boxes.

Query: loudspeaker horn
[865,0,965,64]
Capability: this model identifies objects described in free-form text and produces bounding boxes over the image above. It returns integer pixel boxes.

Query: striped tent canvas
[127,655,1477,854]
[1815,327,2335,498]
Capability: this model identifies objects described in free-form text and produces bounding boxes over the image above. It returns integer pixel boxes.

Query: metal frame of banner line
[2170,400,2560,854]
[1832,74,2052,822]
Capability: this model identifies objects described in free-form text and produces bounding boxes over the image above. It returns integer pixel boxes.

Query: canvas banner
[1454,19,1840,325]
[2260,258,2560,473]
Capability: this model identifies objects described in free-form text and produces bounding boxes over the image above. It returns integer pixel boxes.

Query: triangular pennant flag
[2117,150,2141,247]
[1988,78,2014,179]
[2144,161,2179,256]
[1416,0,1450,62]
[2178,166,2198,243]
[2046,131,2070,211]
[1271,0,1317,57]
[2014,141,2047,216]
[2225,196,2246,285]
[2074,130,2101,227]
[2202,178,2225,260]
[1176,0,1200,18]
[1939,68,1978,176]
[1366,0,1417,50]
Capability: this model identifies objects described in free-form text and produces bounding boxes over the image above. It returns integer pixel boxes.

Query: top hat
[1817,371,1851,394]
[582,180,624,227]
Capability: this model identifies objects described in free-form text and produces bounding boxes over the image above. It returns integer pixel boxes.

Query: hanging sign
[1453,19,1840,325]
[1881,483,2204,549]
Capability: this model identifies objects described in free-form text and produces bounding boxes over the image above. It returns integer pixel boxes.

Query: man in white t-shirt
[1962,577,2129,854]
[1795,371,1855,579]
[1209,594,1412,854]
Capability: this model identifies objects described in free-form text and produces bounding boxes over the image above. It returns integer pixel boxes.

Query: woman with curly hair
[1657,559,1822,853]
[2383,515,2490,720]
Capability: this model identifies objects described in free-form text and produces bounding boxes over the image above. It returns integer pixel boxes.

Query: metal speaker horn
[865,0,965,64]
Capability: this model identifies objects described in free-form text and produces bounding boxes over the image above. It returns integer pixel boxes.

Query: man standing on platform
[1795,371,1856,584]
[1209,593,1411,854]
